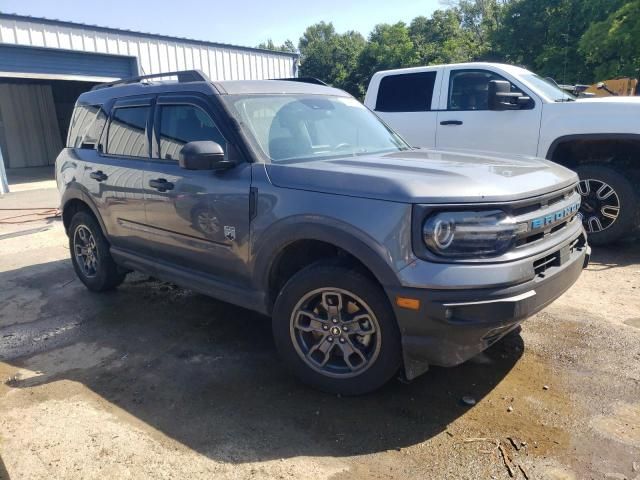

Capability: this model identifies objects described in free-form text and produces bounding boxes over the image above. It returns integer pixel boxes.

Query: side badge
[224,226,236,241]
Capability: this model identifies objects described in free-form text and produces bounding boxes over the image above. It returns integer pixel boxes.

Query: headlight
[423,210,518,258]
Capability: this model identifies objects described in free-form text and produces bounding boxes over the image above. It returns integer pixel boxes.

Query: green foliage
[297,22,366,96]
[579,0,640,79]
[352,23,420,96]
[257,39,297,53]
[257,0,639,95]
[494,0,626,83]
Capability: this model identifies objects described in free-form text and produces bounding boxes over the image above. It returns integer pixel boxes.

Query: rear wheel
[575,164,638,245]
[69,210,126,291]
[272,262,401,395]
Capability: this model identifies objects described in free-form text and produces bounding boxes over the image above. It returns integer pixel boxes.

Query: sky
[0,0,440,48]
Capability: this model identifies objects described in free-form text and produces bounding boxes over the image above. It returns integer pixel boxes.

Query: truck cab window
[449,70,519,111]
[376,71,437,112]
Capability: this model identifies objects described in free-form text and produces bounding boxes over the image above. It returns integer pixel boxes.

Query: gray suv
[56,70,590,395]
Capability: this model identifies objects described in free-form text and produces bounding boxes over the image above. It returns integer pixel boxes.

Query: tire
[272,262,402,395]
[575,164,638,246]
[69,210,126,291]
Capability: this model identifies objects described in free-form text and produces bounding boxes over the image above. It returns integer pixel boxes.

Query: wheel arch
[254,220,401,313]
[60,188,107,237]
[546,134,640,177]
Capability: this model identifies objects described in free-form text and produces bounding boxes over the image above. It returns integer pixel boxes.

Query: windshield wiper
[555,97,576,102]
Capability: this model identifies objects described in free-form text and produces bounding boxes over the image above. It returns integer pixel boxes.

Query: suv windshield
[223,94,410,162]
[522,74,576,102]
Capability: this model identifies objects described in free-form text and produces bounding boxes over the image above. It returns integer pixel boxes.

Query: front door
[142,94,252,285]
[435,68,542,156]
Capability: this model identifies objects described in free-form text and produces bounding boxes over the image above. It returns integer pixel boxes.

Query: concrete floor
[0,185,639,480]
[4,166,56,193]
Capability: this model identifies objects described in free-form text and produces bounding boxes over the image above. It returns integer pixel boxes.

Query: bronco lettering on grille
[531,202,581,230]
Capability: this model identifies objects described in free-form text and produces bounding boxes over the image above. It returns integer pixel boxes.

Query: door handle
[440,120,463,126]
[89,170,108,182]
[149,178,174,192]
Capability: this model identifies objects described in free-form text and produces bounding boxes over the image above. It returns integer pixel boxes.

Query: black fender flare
[252,216,402,309]
[546,133,640,161]
[60,185,108,236]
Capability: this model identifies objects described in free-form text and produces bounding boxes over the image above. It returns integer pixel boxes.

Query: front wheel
[272,262,402,395]
[575,165,638,246]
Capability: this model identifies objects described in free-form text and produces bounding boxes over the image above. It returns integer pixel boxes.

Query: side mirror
[179,141,235,171]
[488,80,532,111]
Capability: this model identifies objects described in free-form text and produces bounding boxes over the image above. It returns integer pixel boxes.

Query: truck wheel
[69,211,126,291]
[272,262,401,395]
[575,165,638,246]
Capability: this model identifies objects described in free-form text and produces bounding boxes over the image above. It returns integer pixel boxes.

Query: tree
[579,0,640,79]
[353,23,419,96]
[409,10,474,64]
[494,0,626,83]
[298,22,366,96]
[257,39,297,53]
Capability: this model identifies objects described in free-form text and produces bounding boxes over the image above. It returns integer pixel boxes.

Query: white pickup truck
[364,62,640,245]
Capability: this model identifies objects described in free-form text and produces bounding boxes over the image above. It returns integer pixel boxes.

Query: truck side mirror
[179,141,235,171]
[488,80,532,111]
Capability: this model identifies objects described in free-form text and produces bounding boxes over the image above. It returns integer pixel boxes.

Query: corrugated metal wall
[0,15,297,81]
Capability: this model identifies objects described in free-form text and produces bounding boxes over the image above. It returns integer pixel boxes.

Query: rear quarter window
[67,105,107,149]
[376,71,437,112]
[105,106,150,157]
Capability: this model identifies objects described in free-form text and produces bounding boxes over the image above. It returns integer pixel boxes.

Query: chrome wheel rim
[577,178,621,233]
[73,225,99,278]
[290,288,381,378]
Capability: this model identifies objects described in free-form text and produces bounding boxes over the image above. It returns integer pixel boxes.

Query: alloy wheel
[577,178,621,233]
[289,288,381,378]
[73,225,99,278]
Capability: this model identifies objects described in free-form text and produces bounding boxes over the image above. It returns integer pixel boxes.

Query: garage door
[0,44,138,80]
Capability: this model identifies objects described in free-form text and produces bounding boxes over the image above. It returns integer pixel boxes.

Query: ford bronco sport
[56,70,590,395]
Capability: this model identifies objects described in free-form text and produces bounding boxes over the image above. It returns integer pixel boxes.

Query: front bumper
[387,232,590,380]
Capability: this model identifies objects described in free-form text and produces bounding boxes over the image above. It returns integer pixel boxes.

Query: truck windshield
[522,74,576,102]
[223,95,410,162]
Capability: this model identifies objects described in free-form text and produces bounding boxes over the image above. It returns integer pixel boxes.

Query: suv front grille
[509,185,581,249]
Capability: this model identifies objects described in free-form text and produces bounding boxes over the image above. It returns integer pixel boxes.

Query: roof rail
[92,69,210,90]
[273,77,328,86]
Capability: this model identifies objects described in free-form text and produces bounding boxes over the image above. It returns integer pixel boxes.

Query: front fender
[252,215,403,298]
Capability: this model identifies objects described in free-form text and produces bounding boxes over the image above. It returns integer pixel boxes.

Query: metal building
[0,13,298,170]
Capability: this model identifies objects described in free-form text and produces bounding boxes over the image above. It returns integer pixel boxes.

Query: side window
[376,72,437,112]
[106,106,150,157]
[448,69,520,111]
[67,105,107,149]
[158,104,225,161]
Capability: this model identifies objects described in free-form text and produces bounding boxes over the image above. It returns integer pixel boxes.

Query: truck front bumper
[387,232,590,380]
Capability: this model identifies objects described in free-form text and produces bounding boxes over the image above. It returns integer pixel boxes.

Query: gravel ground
[0,186,639,480]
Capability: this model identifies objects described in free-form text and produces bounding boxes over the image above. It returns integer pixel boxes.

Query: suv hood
[266,149,578,204]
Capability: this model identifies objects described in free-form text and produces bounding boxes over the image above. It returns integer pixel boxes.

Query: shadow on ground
[0,454,9,480]
[1,258,524,463]
[588,235,640,270]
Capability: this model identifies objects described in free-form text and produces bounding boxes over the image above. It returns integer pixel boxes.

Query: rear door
[435,67,542,155]
[84,96,152,253]
[370,69,441,148]
[142,93,252,284]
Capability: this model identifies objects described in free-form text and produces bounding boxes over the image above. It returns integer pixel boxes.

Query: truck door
[370,69,441,148]
[435,67,542,156]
